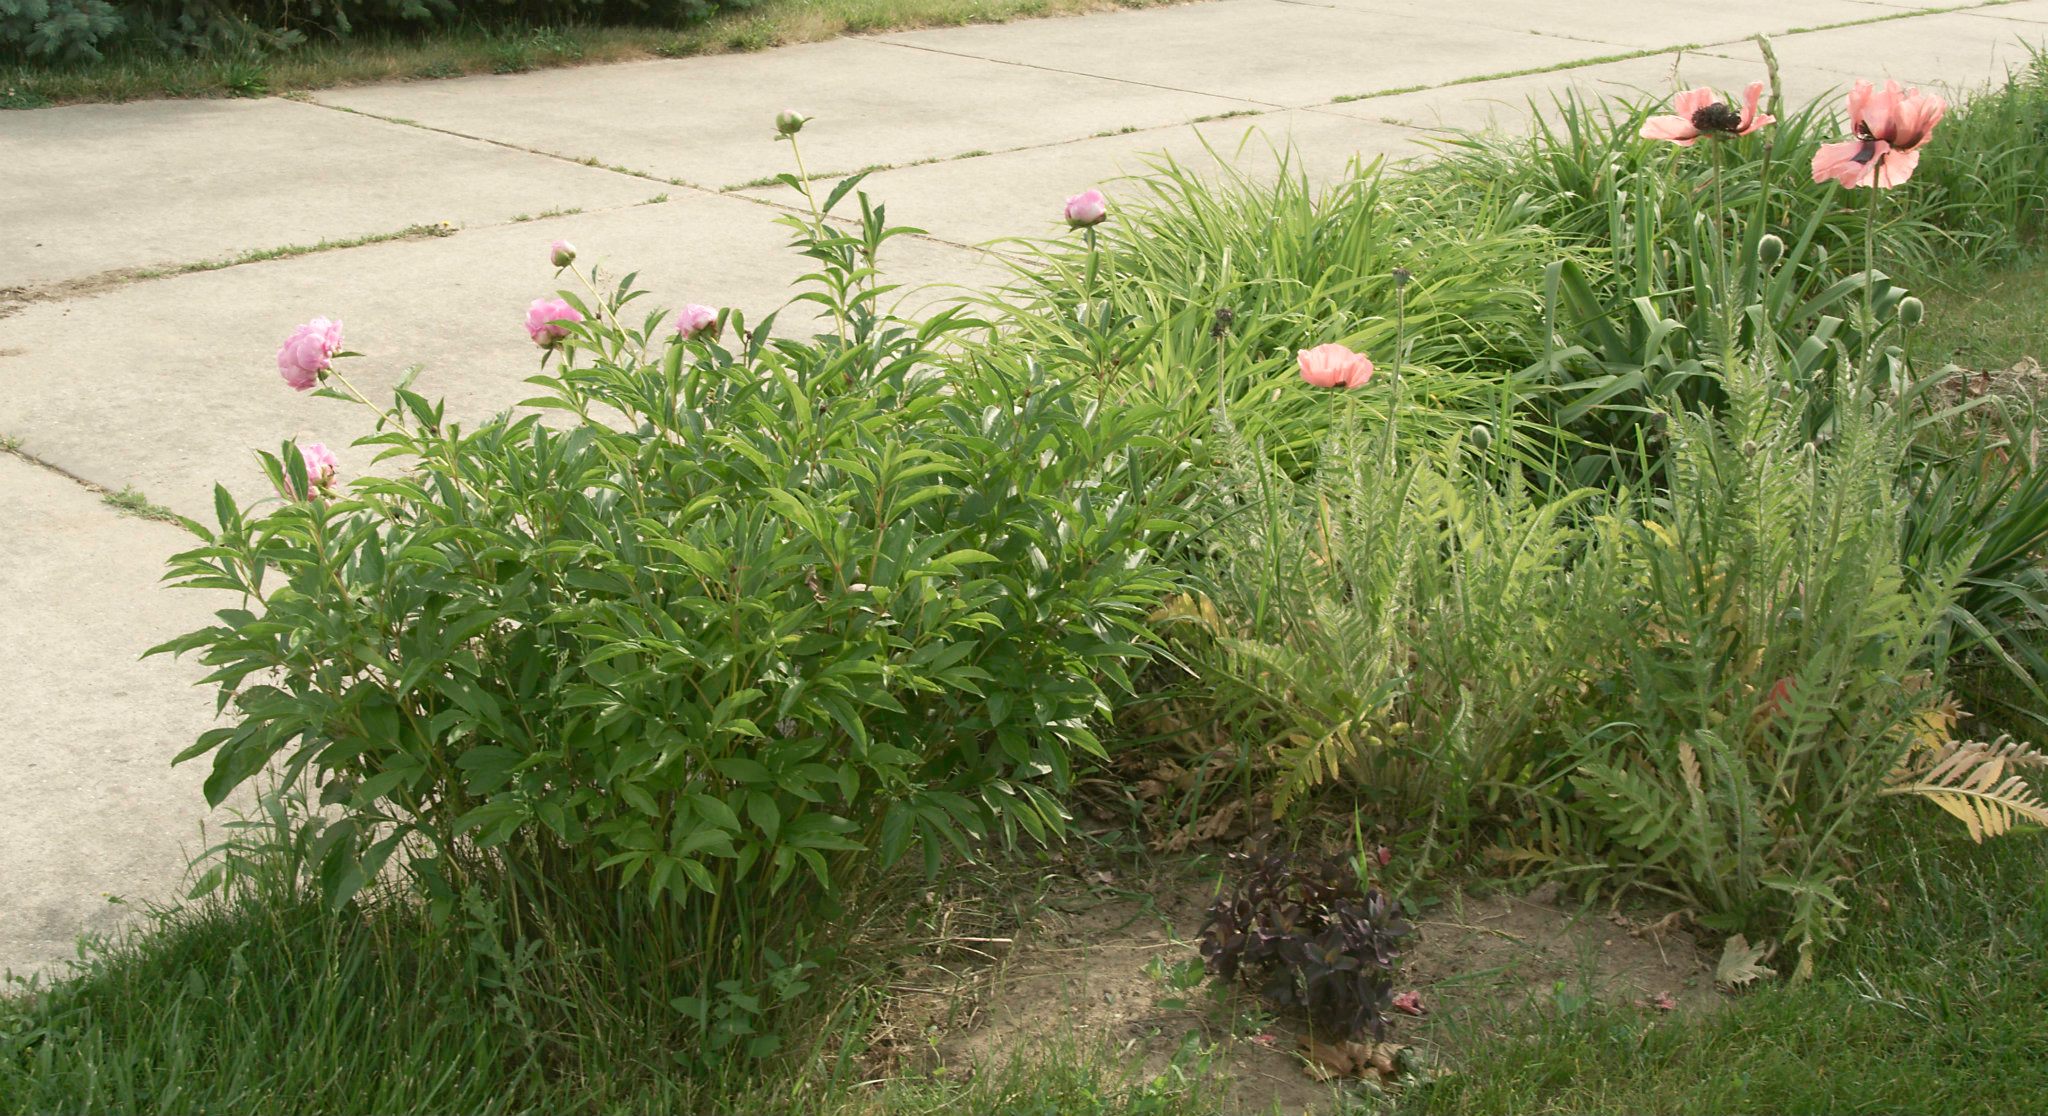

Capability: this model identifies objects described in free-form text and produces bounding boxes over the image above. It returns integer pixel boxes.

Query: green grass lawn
[1,0,1180,108]
[1400,827,2048,1116]
[1919,253,2048,376]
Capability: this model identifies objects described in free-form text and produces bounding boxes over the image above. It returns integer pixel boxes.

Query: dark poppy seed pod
[1691,101,1744,135]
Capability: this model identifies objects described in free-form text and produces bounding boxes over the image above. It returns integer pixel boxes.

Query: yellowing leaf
[1715,934,1775,989]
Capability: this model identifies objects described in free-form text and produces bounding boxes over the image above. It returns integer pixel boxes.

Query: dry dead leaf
[1300,1038,1410,1082]
[1631,910,1689,941]
[1715,933,1776,989]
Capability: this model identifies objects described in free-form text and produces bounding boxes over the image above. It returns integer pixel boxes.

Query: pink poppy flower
[1640,83,1774,145]
[524,297,583,348]
[1298,343,1375,389]
[1392,991,1425,1016]
[1811,79,1946,189]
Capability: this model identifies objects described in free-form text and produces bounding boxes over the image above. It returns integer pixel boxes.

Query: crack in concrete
[871,37,1297,108]
[0,444,189,533]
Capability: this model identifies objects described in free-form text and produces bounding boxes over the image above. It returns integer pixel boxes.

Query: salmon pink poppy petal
[1299,343,1372,389]
[1640,115,1699,144]
[1846,79,1876,134]
[1890,92,1945,150]
[1737,82,1774,134]
[1671,87,1716,118]
[1874,146,1922,188]
[1862,79,1903,142]
[1812,139,1882,187]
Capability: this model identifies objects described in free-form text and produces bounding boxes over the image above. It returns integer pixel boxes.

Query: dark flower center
[1690,102,1744,135]
[1851,139,1883,165]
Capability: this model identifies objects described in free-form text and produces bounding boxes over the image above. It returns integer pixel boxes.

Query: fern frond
[1882,736,2048,842]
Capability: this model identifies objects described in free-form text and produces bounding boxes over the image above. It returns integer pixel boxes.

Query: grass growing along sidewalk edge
[1,0,1185,108]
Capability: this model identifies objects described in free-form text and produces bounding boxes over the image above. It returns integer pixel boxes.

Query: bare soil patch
[865,865,1719,1114]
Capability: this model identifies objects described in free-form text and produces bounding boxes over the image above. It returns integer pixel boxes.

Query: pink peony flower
[525,297,583,348]
[276,317,343,391]
[1298,343,1375,389]
[549,239,576,268]
[1811,79,1946,189]
[300,442,339,497]
[1640,83,1774,146]
[1065,188,1108,229]
[673,303,720,341]
[1392,991,1425,1016]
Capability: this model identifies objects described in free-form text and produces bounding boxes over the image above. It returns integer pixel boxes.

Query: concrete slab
[312,39,1260,191]
[0,191,998,520]
[0,457,229,979]
[0,98,658,291]
[1852,0,2002,9]
[1276,0,1885,50]
[877,1,1621,107]
[1330,50,1849,135]
[1961,0,2048,25]
[824,110,1429,245]
[1700,11,2048,91]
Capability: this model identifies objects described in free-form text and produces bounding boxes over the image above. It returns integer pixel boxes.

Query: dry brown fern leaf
[1882,736,2048,842]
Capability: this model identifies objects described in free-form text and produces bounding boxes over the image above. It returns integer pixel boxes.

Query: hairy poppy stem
[1865,169,1882,378]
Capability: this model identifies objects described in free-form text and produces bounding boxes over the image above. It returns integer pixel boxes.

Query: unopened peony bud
[549,239,576,268]
[1898,296,1924,328]
[673,303,720,341]
[1756,233,1784,268]
[775,109,809,137]
[300,442,339,498]
[1064,188,1108,229]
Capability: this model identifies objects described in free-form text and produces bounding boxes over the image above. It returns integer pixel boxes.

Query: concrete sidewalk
[4,0,2045,978]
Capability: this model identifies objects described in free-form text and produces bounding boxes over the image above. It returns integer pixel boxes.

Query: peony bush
[151,152,1176,1060]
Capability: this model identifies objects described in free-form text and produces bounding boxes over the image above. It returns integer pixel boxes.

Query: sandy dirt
[860,865,1719,1114]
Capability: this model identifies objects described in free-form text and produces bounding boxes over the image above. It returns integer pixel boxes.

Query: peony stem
[786,134,847,348]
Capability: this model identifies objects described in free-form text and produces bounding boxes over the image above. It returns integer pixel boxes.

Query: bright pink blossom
[276,317,343,391]
[1064,188,1108,229]
[1298,343,1375,389]
[524,297,583,348]
[1640,83,1773,146]
[300,442,339,496]
[1811,79,1946,189]
[673,303,720,341]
